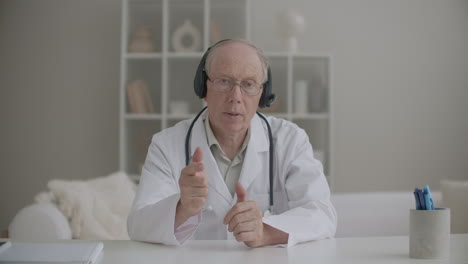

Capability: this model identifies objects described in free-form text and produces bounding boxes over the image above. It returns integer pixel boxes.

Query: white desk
[98,234,468,264]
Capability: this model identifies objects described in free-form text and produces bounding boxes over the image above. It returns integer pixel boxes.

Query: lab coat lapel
[189,111,233,206]
[237,114,269,196]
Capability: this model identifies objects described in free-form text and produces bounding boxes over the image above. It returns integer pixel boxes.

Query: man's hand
[175,147,208,228]
[223,183,265,247]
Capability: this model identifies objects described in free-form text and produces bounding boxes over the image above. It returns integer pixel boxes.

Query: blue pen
[413,190,421,210]
[416,188,426,210]
[414,188,421,209]
[423,185,434,210]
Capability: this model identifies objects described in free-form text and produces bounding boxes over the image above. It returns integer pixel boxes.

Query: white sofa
[331,191,442,237]
[8,192,442,240]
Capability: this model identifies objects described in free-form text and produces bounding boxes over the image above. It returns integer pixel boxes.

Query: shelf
[167,52,204,58]
[265,52,332,59]
[259,112,288,119]
[168,0,204,53]
[125,53,162,59]
[292,53,331,58]
[126,113,198,121]
[292,58,329,113]
[167,113,195,119]
[210,0,247,41]
[125,113,163,120]
[168,0,203,9]
[259,112,329,120]
[167,59,202,114]
[128,0,162,6]
[211,0,246,9]
[124,112,329,121]
[290,113,330,119]
[126,0,163,53]
[125,60,162,114]
[124,119,161,175]
[120,0,333,182]
[125,52,207,59]
[268,57,288,113]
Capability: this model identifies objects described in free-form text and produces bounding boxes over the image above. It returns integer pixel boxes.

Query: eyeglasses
[207,76,263,96]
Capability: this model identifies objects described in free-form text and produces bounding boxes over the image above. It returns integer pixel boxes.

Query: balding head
[204,39,269,84]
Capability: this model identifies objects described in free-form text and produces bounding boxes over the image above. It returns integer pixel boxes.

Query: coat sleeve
[262,127,337,247]
[127,135,200,245]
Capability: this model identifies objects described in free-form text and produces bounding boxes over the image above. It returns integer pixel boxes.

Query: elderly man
[127,39,336,247]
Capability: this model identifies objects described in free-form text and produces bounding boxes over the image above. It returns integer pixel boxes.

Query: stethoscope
[185,106,274,214]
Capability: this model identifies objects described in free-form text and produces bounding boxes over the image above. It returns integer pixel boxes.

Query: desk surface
[98,235,467,264]
[2,235,467,264]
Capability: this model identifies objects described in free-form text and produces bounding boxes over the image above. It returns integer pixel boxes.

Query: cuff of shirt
[174,213,201,244]
[262,208,334,247]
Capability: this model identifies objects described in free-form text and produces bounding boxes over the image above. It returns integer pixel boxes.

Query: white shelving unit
[120,0,333,186]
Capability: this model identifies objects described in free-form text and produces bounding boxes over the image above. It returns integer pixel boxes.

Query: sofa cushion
[331,191,442,237]
[8,203,72,240]
[441,180,468,233]
[35,171,136,240]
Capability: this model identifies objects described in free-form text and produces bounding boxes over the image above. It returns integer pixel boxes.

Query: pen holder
[409,208,450,259]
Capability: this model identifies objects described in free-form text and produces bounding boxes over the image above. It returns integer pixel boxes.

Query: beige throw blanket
[35,171,136,240]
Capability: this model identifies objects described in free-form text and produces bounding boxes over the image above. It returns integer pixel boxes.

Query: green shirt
[204,117,250,197]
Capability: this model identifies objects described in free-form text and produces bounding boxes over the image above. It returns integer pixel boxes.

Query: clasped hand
[224,182,266,247]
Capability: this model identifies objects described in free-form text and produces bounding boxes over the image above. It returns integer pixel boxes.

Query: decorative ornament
[126,79,154,113]
[277,9,306,52]
[171,20,202,52]
[128,27,156,53]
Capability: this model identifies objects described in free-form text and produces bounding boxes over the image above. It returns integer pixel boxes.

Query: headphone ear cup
[194,39,232,99]
[200,71,207,98]
[193,57,207,98]
[259,67,275,108]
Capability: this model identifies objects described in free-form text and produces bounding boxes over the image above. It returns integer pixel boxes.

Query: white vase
[278,9,306,52]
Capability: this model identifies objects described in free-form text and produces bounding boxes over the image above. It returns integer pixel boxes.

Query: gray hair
[204,39,269,84]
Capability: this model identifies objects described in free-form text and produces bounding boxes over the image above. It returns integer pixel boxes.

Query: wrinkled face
[204,42,264,136]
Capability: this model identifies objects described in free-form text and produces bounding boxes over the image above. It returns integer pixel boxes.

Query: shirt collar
[204,115,250,155]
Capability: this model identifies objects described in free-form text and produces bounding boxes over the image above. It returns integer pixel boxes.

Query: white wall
[0,1,121,232]
[251,0,468,192]
[0,0,467,232]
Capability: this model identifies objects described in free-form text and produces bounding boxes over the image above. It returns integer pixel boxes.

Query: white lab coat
[127,111,337,247]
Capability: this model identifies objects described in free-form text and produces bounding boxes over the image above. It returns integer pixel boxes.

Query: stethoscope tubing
[184,107,274,212]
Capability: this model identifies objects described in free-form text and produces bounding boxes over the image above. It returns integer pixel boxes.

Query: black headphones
[193,39,276,108]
